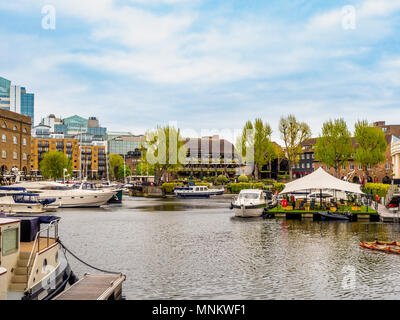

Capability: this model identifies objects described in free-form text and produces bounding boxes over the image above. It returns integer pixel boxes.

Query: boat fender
[229,202,233,210]
[68,271,79,285]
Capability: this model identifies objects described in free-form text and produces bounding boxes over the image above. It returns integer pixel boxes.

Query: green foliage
[39,151,72,180]
[109,154,124,179]
[136,162,155,176]
[238,175,249,183]
[279,115,312,180]
[277,174,290,180]
[363,183,391,198]
[145,125,186,182]
[237,118,276,179]
[216,175,229,185]
[228,182,264,193]
[162,182,183,194]
[118,165,131,179]
[273,182,285,193]
[354,120,387,176]
[195,182,211,188]
[314,119,354,178]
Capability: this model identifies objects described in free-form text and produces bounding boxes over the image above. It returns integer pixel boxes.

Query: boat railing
[26,219,60,284]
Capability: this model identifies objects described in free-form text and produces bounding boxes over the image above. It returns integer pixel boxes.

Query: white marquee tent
[280,167,364,195]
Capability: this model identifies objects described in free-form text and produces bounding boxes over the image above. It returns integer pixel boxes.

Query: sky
[1,0,400,143]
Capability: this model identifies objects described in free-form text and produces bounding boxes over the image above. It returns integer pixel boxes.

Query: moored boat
[230,189,267,217]
[0,186,57,214]
[0,215,76,300]
[15,181,116,208]
[316,211,350,221]
[174,184,224,198]
[360,240,400,254]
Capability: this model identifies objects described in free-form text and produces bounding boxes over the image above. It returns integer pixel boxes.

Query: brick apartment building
[0,108,31,176]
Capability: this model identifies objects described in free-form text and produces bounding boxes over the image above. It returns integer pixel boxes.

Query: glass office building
[63,115,88,134]
[20,89,34,125]
[0,77,35,125]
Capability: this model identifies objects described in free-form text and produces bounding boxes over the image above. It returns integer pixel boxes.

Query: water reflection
[56,197,400,299]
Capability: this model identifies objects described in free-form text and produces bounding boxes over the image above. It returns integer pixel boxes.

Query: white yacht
[230,189,267,217]
[0,186,56,214]
[174,185,224,198]
[0,216,76,300]
[15,181,116,208]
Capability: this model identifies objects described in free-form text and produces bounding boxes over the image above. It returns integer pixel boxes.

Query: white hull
[37,192,113,208]
[0,202,45,214]
[234,206,264,217]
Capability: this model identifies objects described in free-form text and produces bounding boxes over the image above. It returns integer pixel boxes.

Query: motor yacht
[230,189,267,217]
[0,186,56,214]
[0,216,76,300]
[15,181,116,208]
[174,184,224,198]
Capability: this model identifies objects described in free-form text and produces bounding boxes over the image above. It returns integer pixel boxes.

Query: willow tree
[314,119,354,178]
[237,118,275,180]
[354,120,387,182]
[279,115,311,180]
[39,151,72,180]
[145,125,186,183]
[109,154,124,179]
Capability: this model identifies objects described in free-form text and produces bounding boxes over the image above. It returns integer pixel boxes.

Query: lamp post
[63,168,68,183]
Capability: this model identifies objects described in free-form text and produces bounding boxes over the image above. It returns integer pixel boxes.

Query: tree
[39,151,72,180]
[314,119,354,178]
[237,118,276,180]
[136,161,155,176]
[118,165,131,180]
[145,125,186,183]
[279,115,311,181]
[354,120,387,182]
[109,154,124,179]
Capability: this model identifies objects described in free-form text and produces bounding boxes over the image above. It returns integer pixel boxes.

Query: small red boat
[360,240,400,254]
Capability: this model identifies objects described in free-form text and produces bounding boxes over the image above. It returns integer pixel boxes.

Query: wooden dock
[53,273,126,300]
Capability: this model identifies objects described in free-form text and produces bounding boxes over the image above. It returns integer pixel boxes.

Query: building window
[306,154,310,159]
[386,163,391,170]
[13,126,17,131]
[13,152,17,160]
[23,128,27,133]
[13,136,17,144]
[301,163,305,169]
[23,138,27,146]
[2,150,6,158]
[350,164,354,170]
[306,163,310,169]
[301,154,305,160]
[2,134,5,142]
[342,165,346,170]
[358,165,362,170]
[23,153,27,160]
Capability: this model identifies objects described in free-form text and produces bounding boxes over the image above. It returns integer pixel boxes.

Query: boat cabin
[0,216,60,300]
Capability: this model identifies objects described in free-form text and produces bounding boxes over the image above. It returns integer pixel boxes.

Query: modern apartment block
[0,76,35,126]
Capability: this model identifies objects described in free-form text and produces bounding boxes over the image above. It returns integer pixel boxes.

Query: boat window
[239,193,260,200]
[2,227,19,256]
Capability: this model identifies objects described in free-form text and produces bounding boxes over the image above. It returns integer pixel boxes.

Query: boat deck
[53,273,126,300]
[20,237,57,253]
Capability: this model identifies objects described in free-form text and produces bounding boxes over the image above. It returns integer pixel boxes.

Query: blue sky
[1,0,400,143]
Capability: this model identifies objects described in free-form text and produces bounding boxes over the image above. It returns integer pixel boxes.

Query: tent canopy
[280,167,364,195]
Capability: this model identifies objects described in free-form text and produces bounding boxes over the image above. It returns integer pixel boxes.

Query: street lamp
[63,168,68,183]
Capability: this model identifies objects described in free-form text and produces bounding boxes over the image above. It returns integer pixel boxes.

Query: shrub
[216,175,229,185]
[363,183,391,198]
[162,182,183,194]
[228,183,265,193]
[277,174,290,180]
[273,182,285,193]
[238,175,249,183]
